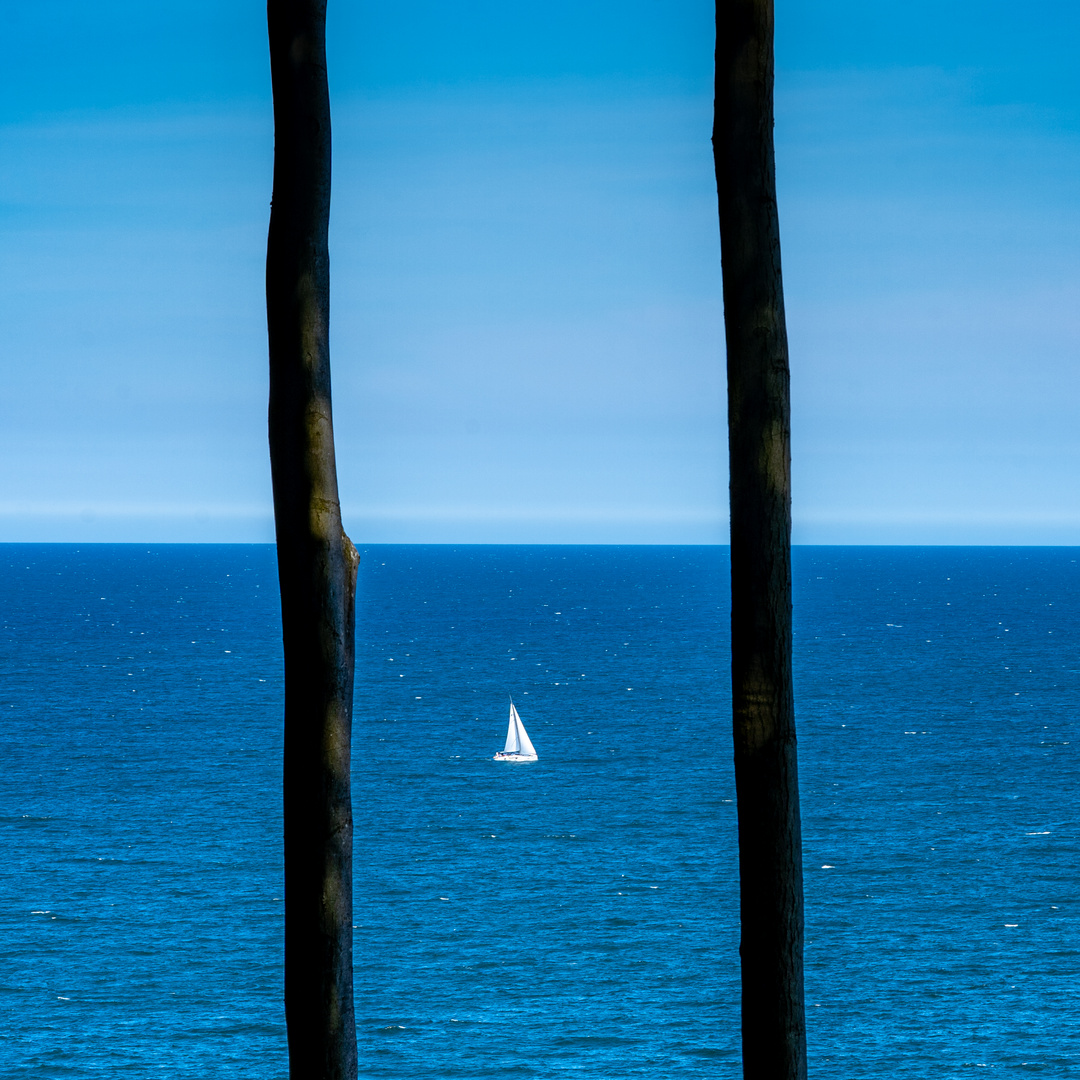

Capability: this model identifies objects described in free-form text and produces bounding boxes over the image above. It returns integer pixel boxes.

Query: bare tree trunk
[712,2,807,1078]
[266,2,358,1077]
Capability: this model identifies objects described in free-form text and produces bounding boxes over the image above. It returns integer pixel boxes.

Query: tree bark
[712,2,807,1078]
[266,2,358,1077]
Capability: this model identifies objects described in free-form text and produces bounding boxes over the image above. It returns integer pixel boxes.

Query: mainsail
[503,700,538,759]
[503,702,521,753]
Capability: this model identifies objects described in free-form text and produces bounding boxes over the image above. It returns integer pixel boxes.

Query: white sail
[503,702,521,754]
[495,699,538,761]
[512,703,538,759]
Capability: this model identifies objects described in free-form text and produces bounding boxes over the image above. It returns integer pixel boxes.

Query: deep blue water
[2,544,1079,1078]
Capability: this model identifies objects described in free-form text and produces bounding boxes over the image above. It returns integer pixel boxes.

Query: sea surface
[2,544,1079,1078]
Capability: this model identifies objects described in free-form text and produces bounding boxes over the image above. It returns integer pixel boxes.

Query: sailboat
[493,699,538,762]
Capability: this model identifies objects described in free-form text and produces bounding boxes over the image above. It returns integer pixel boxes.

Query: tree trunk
[712,2,807,1078]
[266,2,358,1077]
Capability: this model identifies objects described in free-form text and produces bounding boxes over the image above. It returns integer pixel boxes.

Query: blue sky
[2,1,1078,543]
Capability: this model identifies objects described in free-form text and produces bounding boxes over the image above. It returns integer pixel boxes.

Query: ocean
[2,544,1078,1078]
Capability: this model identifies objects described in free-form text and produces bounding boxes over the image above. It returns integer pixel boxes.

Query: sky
[1,1,1079,544]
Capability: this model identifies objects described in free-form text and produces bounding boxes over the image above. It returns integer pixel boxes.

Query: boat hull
[493,752,537,763]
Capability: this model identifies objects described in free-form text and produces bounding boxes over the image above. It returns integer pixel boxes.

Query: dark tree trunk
[712,2,807,1078]
[266,2,358,1077]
